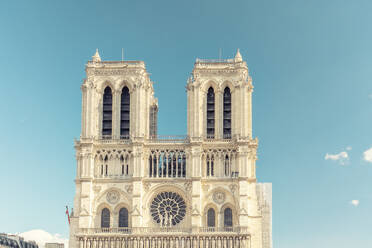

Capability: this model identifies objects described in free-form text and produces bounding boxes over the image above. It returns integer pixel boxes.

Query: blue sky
[1,0,372,247]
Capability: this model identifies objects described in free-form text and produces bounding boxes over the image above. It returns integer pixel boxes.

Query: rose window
[150,192,186,227]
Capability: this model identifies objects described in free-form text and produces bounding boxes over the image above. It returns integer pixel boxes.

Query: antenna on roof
[121,48,124,61]
[219,48,222,60]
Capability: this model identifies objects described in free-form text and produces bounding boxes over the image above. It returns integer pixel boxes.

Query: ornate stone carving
[184,182,192,192]
[93,185,101,193]
[106,190,120,204]
[202,184,210,192]
[239,207,248,215]
[192,204,200,216]
[150,192,186,227]
[70,52,271,245]
[229,184,237,194]
[212,191,225,204]
[94,68,141,76]
[143,182,151,191]
[132,205,140,216]
[79,208,89,216]
[239,203,248,215]
[125,185,133,194]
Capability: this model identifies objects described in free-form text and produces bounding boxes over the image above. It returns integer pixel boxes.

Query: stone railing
[78,227,190,235]
[77,135,190,144]
[147,135,189,144]
[76,136,132,144]
[95,174,132,180]
[195,58,235,63]
[87,60,145,66]
[204,135,234,142]
[203,172,239,179]
[75,135,255,146]
[77,226,249,235]
[197,226,248,233]
[99,135,131,143]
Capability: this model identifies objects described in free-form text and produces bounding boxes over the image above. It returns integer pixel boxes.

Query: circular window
[150,192,186,227]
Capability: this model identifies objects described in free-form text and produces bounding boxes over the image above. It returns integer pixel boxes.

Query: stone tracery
[203,149,237,178]
[150,192,186,227]
[95,149,132,178]
[71,50,271,248]
[148,150,186,178]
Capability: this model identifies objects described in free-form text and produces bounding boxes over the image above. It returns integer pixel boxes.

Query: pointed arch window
[101,208,110,228]
[149,156,153,177]
[223,87,231,139]
[120,87,130,139]
[119,207,129,227]
[224,208,233,227]
[104,155,108,176]
[207,208,216,227]
[206,155,214,177]
[224,154,230,177]
[120,155,129,176]
[102,87,113,137]
[206,87,215,138]
[149,104,158,138]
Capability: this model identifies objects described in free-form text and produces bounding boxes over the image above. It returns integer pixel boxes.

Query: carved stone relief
[106,190,120,204]
[202,184,210,192]
[229,184,237,194]
[125,185,133,194]
[143,182,151,191]
[184,182,192,192]
[212,191,226,204]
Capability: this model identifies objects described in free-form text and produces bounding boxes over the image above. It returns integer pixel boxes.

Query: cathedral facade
[69,50,272,248]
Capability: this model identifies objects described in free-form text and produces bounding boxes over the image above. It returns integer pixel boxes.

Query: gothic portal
[69,49,272,248]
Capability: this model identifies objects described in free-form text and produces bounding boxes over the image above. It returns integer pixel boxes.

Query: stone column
[216,89,222,139]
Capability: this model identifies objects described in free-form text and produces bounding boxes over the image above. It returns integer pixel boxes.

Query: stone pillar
[191,180,201,228]
[216,89,222,139]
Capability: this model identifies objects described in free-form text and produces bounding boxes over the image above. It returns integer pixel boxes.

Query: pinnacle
[235,48,242,62]
[92,48,101,62]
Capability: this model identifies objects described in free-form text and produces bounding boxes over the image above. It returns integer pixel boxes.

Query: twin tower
[69,49,272,248]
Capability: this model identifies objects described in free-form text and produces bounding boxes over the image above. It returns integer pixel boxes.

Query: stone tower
[69,49,272,248]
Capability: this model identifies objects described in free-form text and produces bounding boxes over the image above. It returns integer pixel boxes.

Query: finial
[92,48,101,62]
[235,48,242,62]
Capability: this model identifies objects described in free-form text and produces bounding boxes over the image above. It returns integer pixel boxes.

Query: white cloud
[368,94,372,99]
[350,200,359,207]
[363,147,372,163]
[18,230,68,248]
[346,146,352,151]
[325,151,349,165]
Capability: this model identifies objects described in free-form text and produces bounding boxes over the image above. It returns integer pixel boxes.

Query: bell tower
[187,49,253,141]
[81,49,158,141]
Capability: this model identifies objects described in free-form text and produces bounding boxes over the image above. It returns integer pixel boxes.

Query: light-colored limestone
[69,49,272,248]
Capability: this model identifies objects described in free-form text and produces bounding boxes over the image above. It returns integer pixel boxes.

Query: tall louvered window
[102,87,113,137]
[206,155,214,177]
[120,87,130,139]
[101,208,110,228]
[206,87,215,138]
[224,154,230,177]
[149,156,153,177]
[119,208,129,227]
[207,208,216,227]
[223,87,231,139]
[149,105,158,138]
[224,208,233,227]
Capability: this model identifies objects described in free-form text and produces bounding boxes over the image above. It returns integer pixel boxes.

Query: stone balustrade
[77,226,249,235]
[95,174,132,180]
[76,235,250,248]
